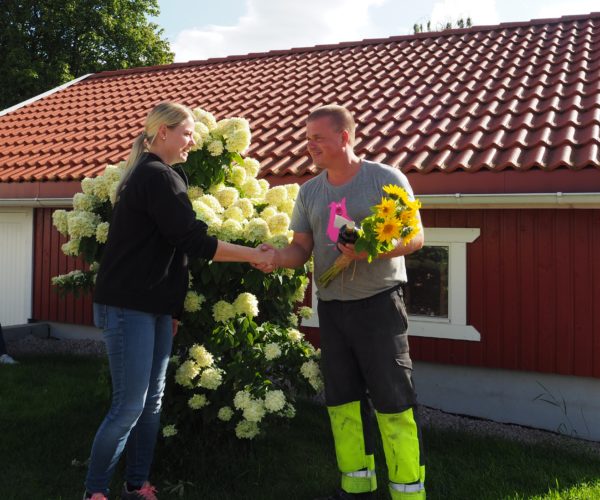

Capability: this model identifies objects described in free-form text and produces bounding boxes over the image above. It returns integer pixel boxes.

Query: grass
[2,356,600,499]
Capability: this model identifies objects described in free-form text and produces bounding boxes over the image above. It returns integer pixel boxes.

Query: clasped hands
[250,240,368,274]
[251,243,278,273]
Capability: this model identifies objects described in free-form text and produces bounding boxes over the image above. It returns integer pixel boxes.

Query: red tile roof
[1,12,600,183]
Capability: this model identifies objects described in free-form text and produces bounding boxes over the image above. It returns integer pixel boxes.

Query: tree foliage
[413,17,472,34]
[0,0,174,109]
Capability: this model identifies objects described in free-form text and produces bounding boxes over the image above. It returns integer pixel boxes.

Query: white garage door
[0,209,33,326]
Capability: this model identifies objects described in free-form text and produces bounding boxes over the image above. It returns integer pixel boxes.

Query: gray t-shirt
[290,159,416,301]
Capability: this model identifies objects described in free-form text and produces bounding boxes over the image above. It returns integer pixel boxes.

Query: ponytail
[114,133,147,200]
[125,133,148,170]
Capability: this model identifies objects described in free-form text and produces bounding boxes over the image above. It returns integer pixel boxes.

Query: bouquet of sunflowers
[318,184,421,288]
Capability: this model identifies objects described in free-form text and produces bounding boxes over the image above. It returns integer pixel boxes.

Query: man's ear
[340,129,350,146]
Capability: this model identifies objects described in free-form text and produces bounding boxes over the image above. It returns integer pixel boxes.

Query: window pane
[404,246,449,318]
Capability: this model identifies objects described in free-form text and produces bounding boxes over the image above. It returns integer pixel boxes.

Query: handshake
[251,243,278,273]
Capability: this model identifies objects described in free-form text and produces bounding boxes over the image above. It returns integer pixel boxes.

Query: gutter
[419,192,600,209]
[0,74,92,117]
[0,198,73,207]
[0,192,598,209]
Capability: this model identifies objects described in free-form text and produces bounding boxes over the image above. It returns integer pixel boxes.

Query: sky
[153,0,600,63]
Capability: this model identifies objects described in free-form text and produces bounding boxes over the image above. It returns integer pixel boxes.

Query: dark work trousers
[317,285,424,467]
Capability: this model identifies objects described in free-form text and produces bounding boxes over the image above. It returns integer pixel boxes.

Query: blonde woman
[84,102,274,500]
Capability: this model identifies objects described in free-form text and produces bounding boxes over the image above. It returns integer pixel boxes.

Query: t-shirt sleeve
[145,169,218,260]
[289,186,312,233]
[383,168,416,199]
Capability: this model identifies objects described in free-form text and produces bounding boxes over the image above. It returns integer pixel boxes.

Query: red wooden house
[1,13,599,438]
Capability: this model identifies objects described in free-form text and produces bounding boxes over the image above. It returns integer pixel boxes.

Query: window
[405,246,449,318]
[405,227,480,341]
[302,227,481,342]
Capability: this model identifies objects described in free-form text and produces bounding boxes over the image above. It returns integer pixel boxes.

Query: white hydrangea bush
[51,108,322,443]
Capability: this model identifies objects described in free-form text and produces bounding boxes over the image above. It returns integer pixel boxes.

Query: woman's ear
[157,123,168,141]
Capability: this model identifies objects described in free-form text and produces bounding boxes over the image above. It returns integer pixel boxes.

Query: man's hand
[337,242,369,261]
[251,243,278,273]
[172,319,179,337]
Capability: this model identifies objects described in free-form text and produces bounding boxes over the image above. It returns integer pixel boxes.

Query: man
[257,105,426,499]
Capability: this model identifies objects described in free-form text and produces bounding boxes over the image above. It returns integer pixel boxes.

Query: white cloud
[429,0,499,30]
[172,0,387,62]
[535,1,599,19]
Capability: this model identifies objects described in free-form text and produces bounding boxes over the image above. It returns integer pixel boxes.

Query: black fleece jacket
[94,153,218,317]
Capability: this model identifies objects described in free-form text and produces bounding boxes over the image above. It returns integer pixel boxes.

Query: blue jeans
[85,304,173,494]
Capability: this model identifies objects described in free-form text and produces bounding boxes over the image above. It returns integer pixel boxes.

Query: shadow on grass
[2,357,600,499]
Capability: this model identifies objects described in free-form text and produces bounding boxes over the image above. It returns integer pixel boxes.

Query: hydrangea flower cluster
[229,388,293,438]
[301,359,324,392]
[184,291,206,313]
[211,292,259,323]
[174,343,220,389]
[52,162,125,274]
[190,165,295,246]
[162,424,178,437]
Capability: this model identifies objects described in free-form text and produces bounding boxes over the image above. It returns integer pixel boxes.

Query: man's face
[305,116,345,168]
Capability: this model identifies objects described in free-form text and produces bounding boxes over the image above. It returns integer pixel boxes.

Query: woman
[83,102,274,500]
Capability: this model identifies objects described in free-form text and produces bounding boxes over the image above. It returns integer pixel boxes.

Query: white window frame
[407,227,480,341]
[302,227,481,342]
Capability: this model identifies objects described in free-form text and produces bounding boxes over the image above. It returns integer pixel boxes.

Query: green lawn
[2,356,600,499]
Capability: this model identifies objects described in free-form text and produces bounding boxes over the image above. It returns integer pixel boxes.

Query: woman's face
[161,116,196,165]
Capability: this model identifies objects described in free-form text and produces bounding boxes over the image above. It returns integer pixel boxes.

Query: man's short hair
[307,104,356,145]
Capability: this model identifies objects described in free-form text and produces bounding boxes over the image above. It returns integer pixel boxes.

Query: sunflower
[406,198,421,211]
[400,209,417,226]
[382,184,409,203]
[375,216,401,244]
[401,226,418,245]
[375,197,396,218]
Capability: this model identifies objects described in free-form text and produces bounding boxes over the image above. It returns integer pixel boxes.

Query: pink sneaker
[82,493,108,500]
[121,481,158,500]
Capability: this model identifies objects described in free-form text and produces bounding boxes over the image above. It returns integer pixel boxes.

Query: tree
[0,0,174,109]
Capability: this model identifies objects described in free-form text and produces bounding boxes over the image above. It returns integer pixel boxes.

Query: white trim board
[420,192,600,209]
[0,74,92,117]
[0,198,73,207]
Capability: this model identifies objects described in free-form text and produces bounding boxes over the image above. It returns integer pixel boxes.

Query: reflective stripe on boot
[389,481,426,500]
[328,401,377,494]
[341,467,377,495]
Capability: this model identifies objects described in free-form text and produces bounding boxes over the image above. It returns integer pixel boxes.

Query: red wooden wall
[32,208,93,326]
[410,208,600,378]
[32,206,600,379]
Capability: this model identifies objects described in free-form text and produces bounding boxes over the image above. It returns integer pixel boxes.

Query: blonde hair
[116,102,193,197]
[307,104,356,145]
